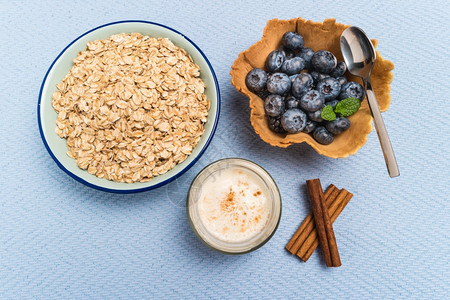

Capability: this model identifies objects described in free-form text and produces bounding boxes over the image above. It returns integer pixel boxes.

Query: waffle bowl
[230,18,394,158]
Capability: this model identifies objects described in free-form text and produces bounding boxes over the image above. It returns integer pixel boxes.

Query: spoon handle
[364,79,400,178]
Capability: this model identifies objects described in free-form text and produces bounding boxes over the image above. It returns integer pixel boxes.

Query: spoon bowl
[341,27,376,79]
[341,26,399,178]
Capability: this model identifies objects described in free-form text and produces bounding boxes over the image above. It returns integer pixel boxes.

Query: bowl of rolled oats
[38,21,220,193]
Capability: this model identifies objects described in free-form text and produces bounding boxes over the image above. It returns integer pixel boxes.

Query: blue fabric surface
[1,0,449,298]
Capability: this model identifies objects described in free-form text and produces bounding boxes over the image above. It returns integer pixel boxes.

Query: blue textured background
[1,0,449,298]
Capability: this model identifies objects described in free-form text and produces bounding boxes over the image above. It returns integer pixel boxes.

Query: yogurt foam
[197,167,271,243]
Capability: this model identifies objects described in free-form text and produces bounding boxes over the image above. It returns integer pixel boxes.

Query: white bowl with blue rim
[38,20,220,193]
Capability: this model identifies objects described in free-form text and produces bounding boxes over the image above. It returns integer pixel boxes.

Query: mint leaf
[334,97,361,117]
[321,105,336,121]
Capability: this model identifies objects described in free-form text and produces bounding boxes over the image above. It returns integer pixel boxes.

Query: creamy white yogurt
[197,167,271,243]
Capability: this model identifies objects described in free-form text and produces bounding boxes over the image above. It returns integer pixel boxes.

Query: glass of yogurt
[187,158,282,254]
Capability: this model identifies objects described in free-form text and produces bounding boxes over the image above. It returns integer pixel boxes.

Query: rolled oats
[52,33,210,183]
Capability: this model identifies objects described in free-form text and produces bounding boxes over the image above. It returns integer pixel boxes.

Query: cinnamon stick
[317,182,341,267]
[299,190,353,262]
[298,189,349,260]
[286,185,339,254]
[306,179,332,267]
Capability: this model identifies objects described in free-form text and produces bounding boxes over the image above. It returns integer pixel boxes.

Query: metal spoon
[340,26,399,178]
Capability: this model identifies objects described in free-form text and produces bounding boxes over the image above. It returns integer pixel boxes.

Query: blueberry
[325,99,339,110]
[245,68,268,93]
[264,94,285,117]
[310,71,330,83]
[311,50,337,74]
[300,89,325,112]
[326,117,351,135]
[336,75,348,87]
[281,108,307,133]
[268,115,286,133]
[267,72,291,95]
[302,120,317,134]
[329,61,347,78]
[285,95,300,109]
[339,81,365,101]
[308,106,324,122]
[278,46,295,60]
[316,77,341,101]
[310,71,320,82]
[281,57,306,75]
[289,74,297,84]
[281,31,304,51]
[265,50,285,72]
[317,73,331,82]
[297,47,315,69]
[313,126,334,145]
[256,89,270,100]
[291,73,313,98]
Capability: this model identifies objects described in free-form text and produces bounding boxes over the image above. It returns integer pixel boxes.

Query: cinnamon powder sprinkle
[253,190,262,197]
[220,188,236,213]
[218,184,265,234]
[238,180,249,187]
